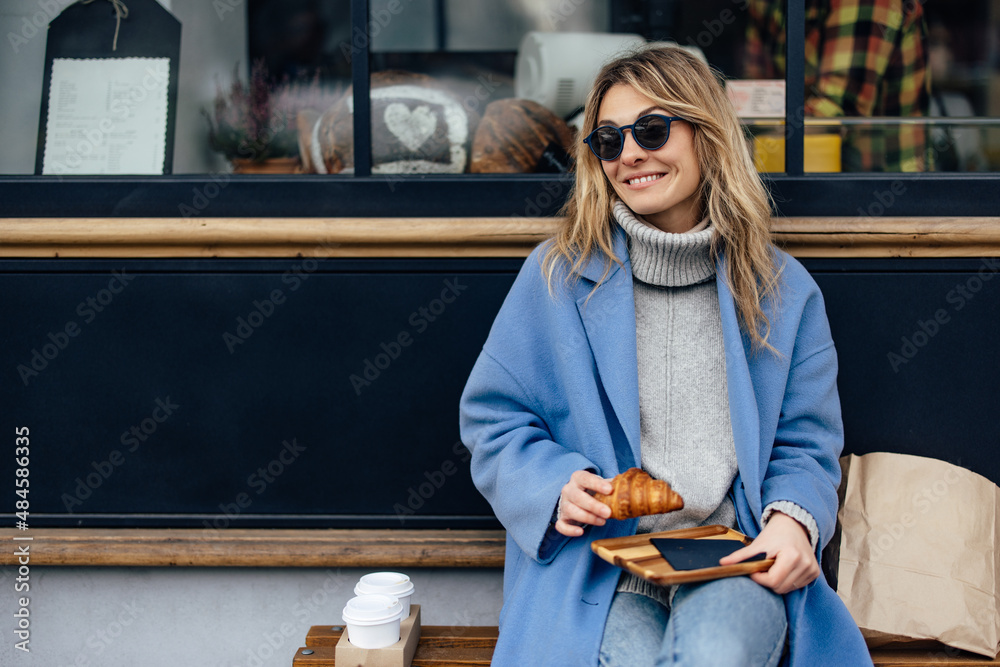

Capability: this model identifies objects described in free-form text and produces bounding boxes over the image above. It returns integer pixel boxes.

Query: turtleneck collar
[612,199,716,287]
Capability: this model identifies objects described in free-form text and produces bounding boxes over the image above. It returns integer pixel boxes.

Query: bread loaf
[310,71,476,174]
[469,98,575,173]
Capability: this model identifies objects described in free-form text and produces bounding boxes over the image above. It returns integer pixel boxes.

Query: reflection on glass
[247,0,352,174]
[353,0,615,176]
[743,0,1000,172]
[748,122,844,173]
[744,0,933,172]
[444,0,610,51]
[7,0,995,177]
[205,60,343,174]
[924,4,996,171]
[842,119,996,171]
[355,0,777,176]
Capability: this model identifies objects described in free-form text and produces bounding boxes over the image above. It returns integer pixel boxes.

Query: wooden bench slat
[411,646,494,665]
[305,625,498,649]
[418,626,499,649]
[296,626,1000,666]
[294,646,1000,667]
[305,626,345,647]
[292,644,493,666]
[293,647,337,666]
[870,649,1000,666]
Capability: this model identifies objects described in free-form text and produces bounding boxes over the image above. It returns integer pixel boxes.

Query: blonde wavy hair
[542,45,782,354]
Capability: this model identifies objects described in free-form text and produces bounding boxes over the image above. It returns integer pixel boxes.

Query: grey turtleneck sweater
[612,200,817,606]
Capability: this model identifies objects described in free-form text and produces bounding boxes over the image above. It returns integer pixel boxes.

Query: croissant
[593,468,684,520]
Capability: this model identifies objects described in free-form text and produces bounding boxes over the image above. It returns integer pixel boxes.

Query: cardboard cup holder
[336,604,421,667]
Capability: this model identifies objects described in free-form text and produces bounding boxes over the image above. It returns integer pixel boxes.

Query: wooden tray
[591,524,774,585]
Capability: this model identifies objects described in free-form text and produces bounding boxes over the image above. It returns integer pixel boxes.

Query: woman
[459,46,871,666]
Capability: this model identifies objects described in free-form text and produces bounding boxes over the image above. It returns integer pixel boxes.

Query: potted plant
[205,60,337,173]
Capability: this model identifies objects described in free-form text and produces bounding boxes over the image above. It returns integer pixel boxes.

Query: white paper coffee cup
[355,572,415,618]
[342,594,404,649]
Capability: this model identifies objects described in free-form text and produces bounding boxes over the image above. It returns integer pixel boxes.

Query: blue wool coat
[459,225,872,667]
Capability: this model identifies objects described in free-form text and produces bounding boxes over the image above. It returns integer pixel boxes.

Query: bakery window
[1,0,999,217]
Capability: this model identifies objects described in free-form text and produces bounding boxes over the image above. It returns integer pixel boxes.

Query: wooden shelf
[0,528,506,568]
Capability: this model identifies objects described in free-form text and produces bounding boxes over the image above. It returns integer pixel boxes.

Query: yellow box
[335,604,421,667]
[754,133,842,172]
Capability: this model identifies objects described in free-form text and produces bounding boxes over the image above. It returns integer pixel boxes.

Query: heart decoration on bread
[593,468,684,520]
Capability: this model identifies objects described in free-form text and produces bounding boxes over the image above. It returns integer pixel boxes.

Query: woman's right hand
[554,469,614,537]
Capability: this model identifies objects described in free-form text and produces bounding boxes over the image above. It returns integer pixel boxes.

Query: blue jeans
[598,577,787,666]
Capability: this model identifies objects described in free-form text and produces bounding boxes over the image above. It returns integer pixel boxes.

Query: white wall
[0,565,502,667]
[0,0,54,174]
[168,0,246,174]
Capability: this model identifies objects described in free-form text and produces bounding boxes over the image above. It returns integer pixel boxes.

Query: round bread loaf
[311,71,476,174]
[469,98,575,173]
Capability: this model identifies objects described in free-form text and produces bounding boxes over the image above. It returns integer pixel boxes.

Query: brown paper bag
[835,452,1000,658]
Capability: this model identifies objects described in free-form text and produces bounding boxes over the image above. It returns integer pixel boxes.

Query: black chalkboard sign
[35,0,180,175]
[0,256,998,530]
[0,258,513,529]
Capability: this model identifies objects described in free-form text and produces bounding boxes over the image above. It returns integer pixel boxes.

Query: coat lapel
[715,256,763,518]
[576,227,642,469]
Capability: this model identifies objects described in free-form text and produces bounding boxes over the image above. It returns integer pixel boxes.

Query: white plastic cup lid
[355,572,415,598]
[342,594,404,626]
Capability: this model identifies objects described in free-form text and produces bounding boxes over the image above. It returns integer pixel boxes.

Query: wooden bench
[289,625,1000,666]
[291,625,497,666]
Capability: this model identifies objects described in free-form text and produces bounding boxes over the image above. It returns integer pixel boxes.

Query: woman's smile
[623,172,666,188]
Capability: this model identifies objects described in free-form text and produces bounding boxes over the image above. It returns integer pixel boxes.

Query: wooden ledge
[0,217,998,258]
[0,217,557,258]
[772,217,1000,257]
[0,528,506,568]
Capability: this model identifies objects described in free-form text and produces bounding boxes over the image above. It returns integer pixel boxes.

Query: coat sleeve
[760,280,845,553]
[460,348,598,564]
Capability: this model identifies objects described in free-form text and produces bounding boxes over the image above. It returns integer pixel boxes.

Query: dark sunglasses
[583,114,685,161]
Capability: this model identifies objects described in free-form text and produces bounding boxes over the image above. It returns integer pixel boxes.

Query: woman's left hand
[718,511,820,594]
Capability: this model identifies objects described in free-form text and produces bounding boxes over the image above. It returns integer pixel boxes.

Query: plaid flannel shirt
[746,0,933,172]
